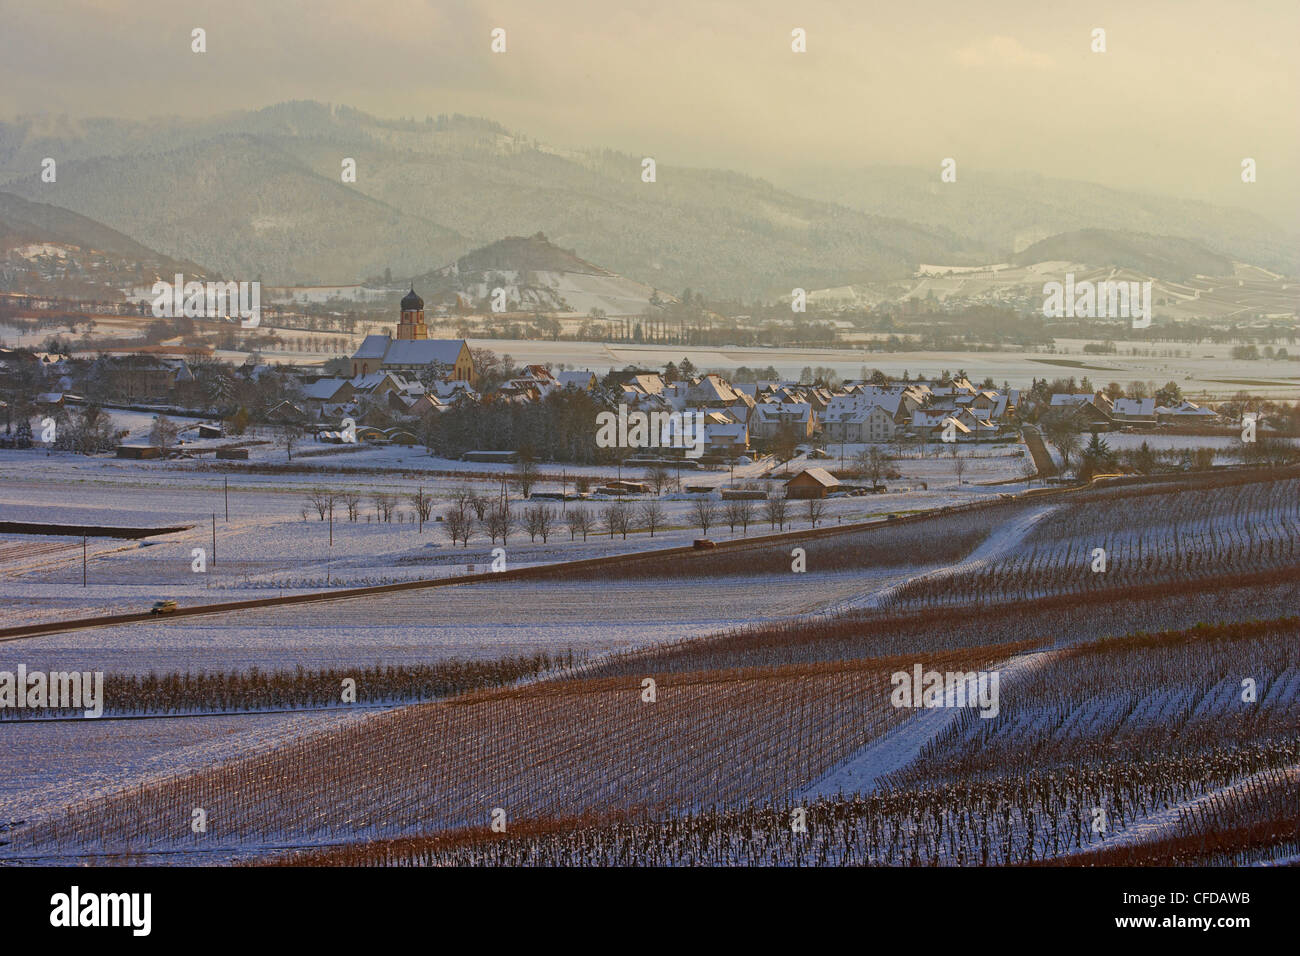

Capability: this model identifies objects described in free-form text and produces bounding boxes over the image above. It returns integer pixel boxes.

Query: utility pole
[211,514,216,568]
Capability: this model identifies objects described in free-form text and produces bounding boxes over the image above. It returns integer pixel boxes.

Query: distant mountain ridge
[1009,229,1234,281]
[0,101,1294,295]
[772,165,1300,277]
[0,190,210,296]
[411,233,660,317]
[0,190,201,270]
[444,233,612,278]
[0,102,990,293]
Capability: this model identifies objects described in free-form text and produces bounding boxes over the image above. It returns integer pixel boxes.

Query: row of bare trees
[301,484,834,546]
[303,489,433,525]
[443,496,565,547]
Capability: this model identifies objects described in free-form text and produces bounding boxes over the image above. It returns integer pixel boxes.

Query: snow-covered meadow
[0,440,1030,626]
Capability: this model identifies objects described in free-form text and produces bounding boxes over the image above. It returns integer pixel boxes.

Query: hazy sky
[2,0,1296,220]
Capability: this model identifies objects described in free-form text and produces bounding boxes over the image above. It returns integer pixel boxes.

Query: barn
[785,467,840,499]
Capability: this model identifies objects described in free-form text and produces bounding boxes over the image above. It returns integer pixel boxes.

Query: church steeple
[396,286,428,340]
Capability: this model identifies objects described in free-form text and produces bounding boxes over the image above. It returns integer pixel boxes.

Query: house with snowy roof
[687,373,744,407]
[750,402,816,440]
[555,370,598,391]
[1112,397,1158,425]
[1157,400,1220,424]
[824,403,897,443]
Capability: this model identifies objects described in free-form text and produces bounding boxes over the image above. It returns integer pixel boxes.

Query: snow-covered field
[0,444,1029,625]
[3,440,1294,866]
[0,568,913,675]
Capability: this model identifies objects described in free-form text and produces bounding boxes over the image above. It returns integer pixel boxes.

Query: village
[2,286,1275,475]
[1,287,1294,633]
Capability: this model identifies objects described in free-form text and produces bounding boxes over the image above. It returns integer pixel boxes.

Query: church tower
[396,286,428,340]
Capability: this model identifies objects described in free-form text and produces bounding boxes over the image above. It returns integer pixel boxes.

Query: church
[350,288,476,383]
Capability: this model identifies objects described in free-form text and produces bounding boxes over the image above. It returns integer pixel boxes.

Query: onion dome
[401,286,424,311]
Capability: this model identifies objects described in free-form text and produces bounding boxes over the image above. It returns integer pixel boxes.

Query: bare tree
[953,455,968,485]
[523,503,556,542]
[692,498,718,535]
[341,492,362,521]
[514,453,539,499]
[601,502,630,539]
[539,505,557,542]
[307,487,331,520]
[566,507,593,541]
[644,464,670,496]
[736,497,756,535]
[723,499,746,533]
[449,486,475,513]
[443,507,472,547]
[484,502,514,544]
[806,497,827,528]
[764,496,789,531]
[409,487,434,526]
[276,421,305,461]
[1043,414,1082,470]
[852,446,872,480]
[856,446,888,492]
[639,501,666,537]
[523,505,543,542]
[468,492,490,521]
[372,492,397,522]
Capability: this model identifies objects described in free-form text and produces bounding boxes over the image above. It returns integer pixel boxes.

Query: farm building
[785,467,840,499]
[116,444,161,459]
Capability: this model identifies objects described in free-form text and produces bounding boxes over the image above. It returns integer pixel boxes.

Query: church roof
[378,339,465,367]
[354,334,390,359]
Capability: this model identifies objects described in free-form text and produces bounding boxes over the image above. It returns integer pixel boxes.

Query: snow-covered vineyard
[1,467,1297,866]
